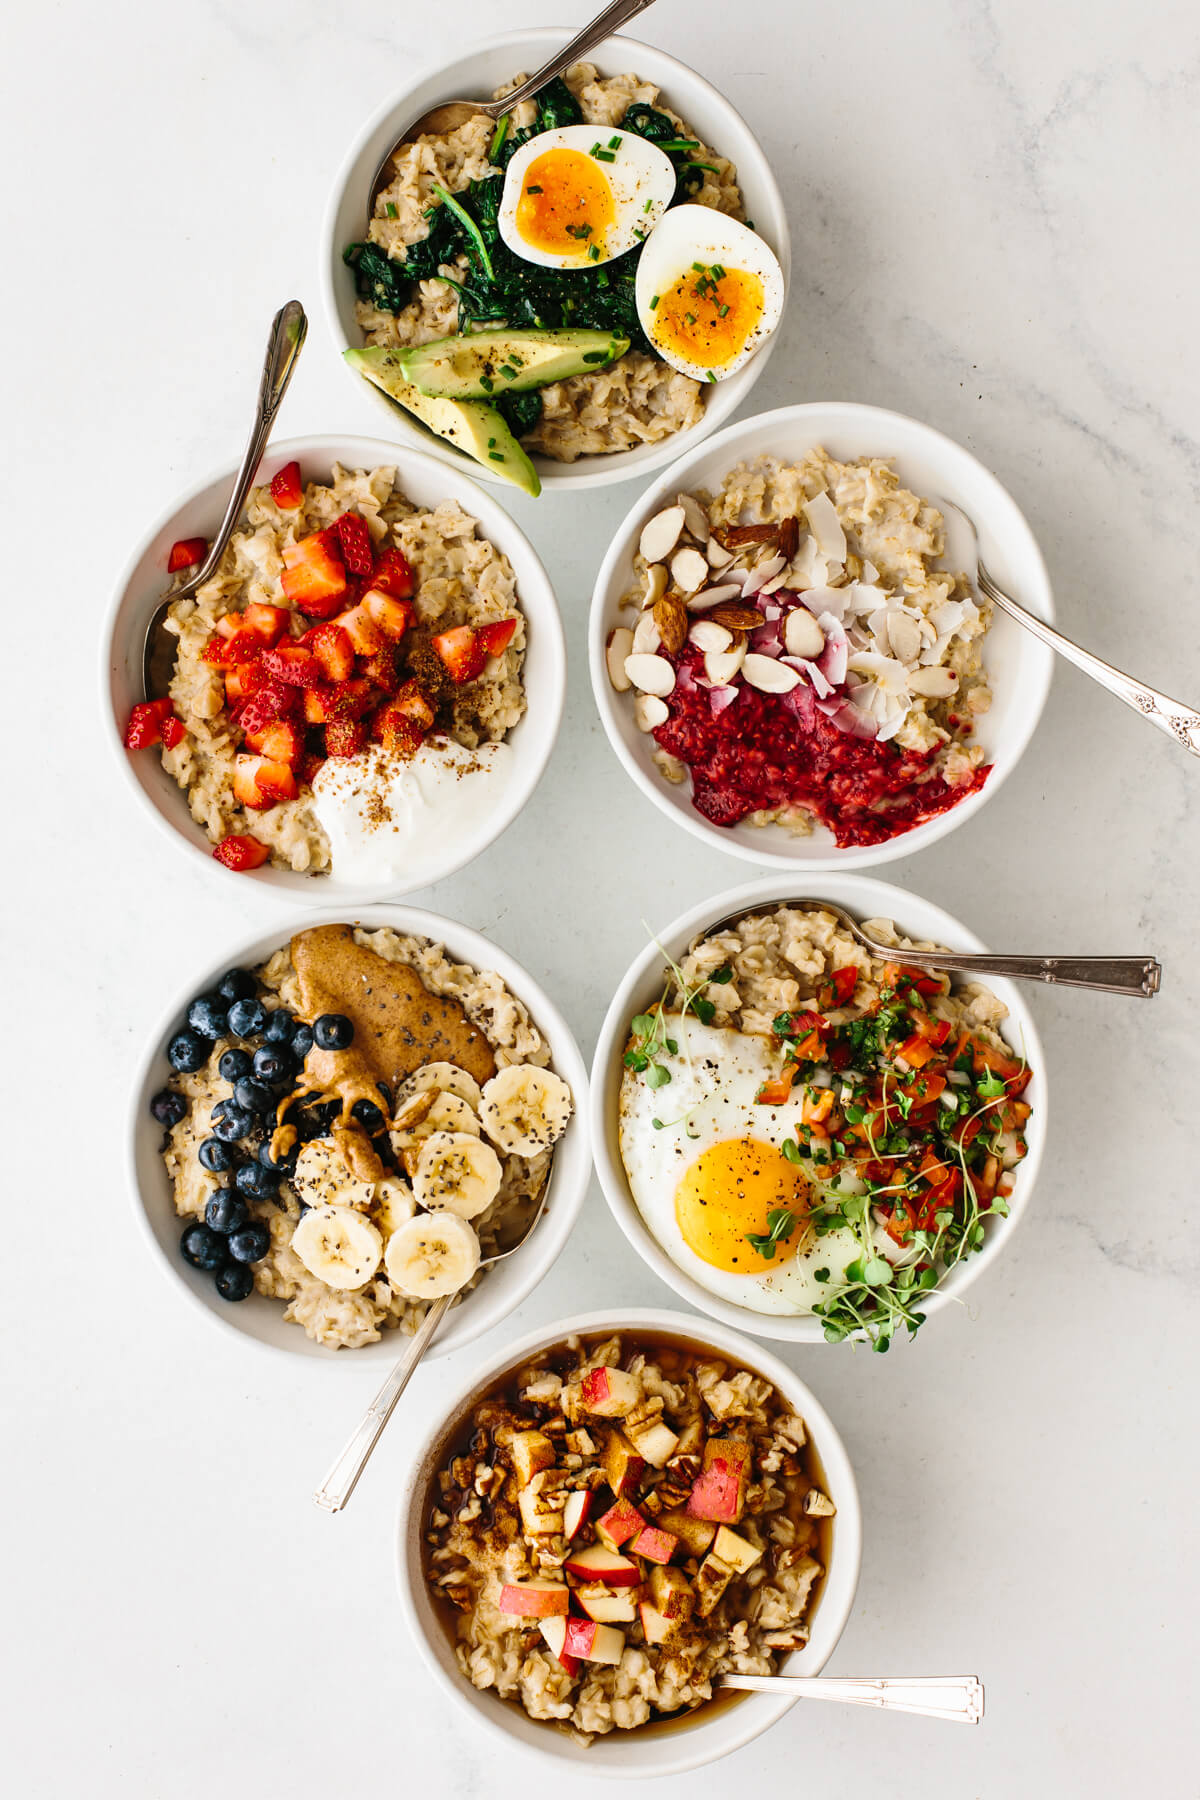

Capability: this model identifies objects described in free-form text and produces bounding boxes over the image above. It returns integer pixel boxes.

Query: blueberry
[218,1048,254,1084]
[252,1045,294,1085]
[167,1029,208,1073]
[314,1013,354,1051]
[236,1161,280,1200]
[227,996,267,1039]
[352,1098,385,1135]
[217,968,257,1003]
[290,1023,314,1061]
[264,1009,296,1044]
[197,1137,234,1173]
[180,1223,227,1272]
[150,1088,187,1128]
[234,1077,274,1115]
[215,1262,254,1302]
[212,1106,254,1143]
[205,1189,250,1235]
[228,1224,271,1265]
[258,1139,297,1175]
[188,994,229,1041]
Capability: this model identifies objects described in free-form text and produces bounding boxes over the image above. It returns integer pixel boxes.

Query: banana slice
[390,1091,481,1153]
[480,1064,574,1157]
[291,1205,383,1291]
[413,1130,503,1220]
[395,1062,484,1112]
[292,1138,375,1211]
[384,1212,480,1298]
[374,1175,416,1239]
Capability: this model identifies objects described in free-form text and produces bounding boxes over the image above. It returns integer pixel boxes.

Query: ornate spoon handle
[866,946,1161,998]
[977,563,1200,756]
[718,1672,984,1723]
[494,0,660,116]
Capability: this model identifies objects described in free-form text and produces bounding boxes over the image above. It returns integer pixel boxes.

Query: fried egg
[498,126,677,270]
[617,1014,866,1315]
[633,206,784,382]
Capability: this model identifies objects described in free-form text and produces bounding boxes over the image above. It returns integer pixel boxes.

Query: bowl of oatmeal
[128,907,589,1359]
[590,874,1047,1347]
[105,436,564,901]
[590,402,1055,865]
[322,31,789,492]
[396,1309,861,1773]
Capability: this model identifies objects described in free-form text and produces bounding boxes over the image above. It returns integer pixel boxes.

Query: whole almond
[707,603,763,631]
[654,594,689,655]
[777,515,801,561]
[715,522,778,549]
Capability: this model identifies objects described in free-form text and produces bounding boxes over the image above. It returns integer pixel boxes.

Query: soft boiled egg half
[617,1014,869,1316]
[498,125,677,270]
[634,205,784,382]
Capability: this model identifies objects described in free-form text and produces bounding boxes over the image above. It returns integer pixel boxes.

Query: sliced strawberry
[371,546,415,599]
[160,715,187,750]
[269,461,304,510]
[167,537,207,573]
[213,835,270,871]
[203,629,263,668]
[235,679,300,735]
[303,685,334,724]
[242,603,290,647]
[305,622,355,682]
[476,617,518,658]
[376,706,424,758]
[123,698,173,749]
[281,529,347,613]
[245,720,303,767]
[432,625,485,684]
[224,660,265,703]
[335,603,385,657]
[326,677,373,719]
[392,679,436,730]
[261,644,323,688]
[361,589,413,641]
[325,717,367,758]
[359,643,401,694]
[334,512,375,577]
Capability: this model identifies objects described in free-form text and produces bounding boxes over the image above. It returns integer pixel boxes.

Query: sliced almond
[632,611,662,655]
[783,609,825,659]
[654,594,689,655]
[908,664,959,697]
[624,653,676,698]
[634,693,670,731]
[641,561,669,611]
[886,611,923,666]
[605,627,634,691]
[687,582,743,612]
[639,506,685,565]
[689,620,733,654]
[677,493,711,543]
[706,537,736,570]
[743,653,802,694]
[670,546,710,594]
[704,642,747,685]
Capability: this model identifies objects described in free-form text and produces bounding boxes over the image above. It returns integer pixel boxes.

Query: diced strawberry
[359,644,401,694]
[123,698,173,749]
[325,718,367,758]
[361,589,413,641]
[235,679,300,735]
[215,612,241,640]
[203,629,263,668]
[242,603,290,647]
[233,753,296,809]
[167,537,207,573]
[213,835,269,872]
[256,759,298,803]
[303,685,334,724]
[432,626,485,684]
[160,715,187,750]
[245,720,303,767]
[392,679,436,730]
[326,677,373,719]
[269,461,304,510]
[371,546,415,599]
[281,530,347,613]
[476,617,518,658]
[305,623,355,682]
[334,512,375,577]
[262,644,323,688]
[376,706,424,759]
[335,604,385,656]
[224,661,265,703]
[298,751,327,787]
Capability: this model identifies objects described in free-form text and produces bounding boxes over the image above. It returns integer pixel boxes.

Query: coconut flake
[847,650,911,698]
[788,656,834,699]
[803,490,848,562]
[750,618,783,658]
[815,614,850,688]
[743,554,786,598]
[708,684,739,716]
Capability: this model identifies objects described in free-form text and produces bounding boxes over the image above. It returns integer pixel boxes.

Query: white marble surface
[5,0,1199,1792]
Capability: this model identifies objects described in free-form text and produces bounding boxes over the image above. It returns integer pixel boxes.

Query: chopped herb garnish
[384,202,398,218]
[488,113,510,163]
[608,135,622,149]
[649,294,660,310]
[479,375,494,392]
[587,243,600,260]
[488,451,504,461]
[525,184,543,195]
[593,149,616,162]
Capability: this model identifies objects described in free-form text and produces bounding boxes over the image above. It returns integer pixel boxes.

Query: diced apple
[580,1365,641,1418]
[686,1436,751,1523]
[562,1491,592,1541]
[497,1580,569,1619]
[595,1497,647,1550]
[630,1526,678,1566]
[601,1431,645,1496]
[648,1564,694,1623]
[539,1616,582,1676]
[562,1618,625,1666]
[694,1552,736,1619]
[627,1419,680,1468]
[563,1543,641,1587]
[675,1418,705,1459]
[518,1470,564,1537]
[656,1508,717,1557]
[638,1601,678,1647]
[712,1525,763,1574]
[511,1429,555,1487]
[574,1583,641,1624]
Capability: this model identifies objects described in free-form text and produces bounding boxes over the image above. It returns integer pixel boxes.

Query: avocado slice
[397,328,630,400]
[344,347,540,498]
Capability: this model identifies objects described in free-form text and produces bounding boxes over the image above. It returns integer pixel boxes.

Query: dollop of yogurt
[311,738,514,885]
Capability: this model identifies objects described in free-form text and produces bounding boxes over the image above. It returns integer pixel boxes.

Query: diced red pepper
[269,461,304,510]
[911,1012,953,1046]
[897,1033,935,1069]
[793,1029,825,1062]
[755,1070,795,1105]
[167,537,207,573]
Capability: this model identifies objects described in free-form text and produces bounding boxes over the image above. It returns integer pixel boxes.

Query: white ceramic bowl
[128,905,590,1362]
[590,873,1047,1345]
[104,434,564,904]
[395,1307,861,1776]
[321,30,790,493]
[590,401,1056,868]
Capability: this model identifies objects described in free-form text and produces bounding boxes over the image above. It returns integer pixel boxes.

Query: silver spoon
[941,497,1200,757]
[704,899,1162,998]
[141,300,307,698]
[717,1671,984,1724]
[369,0,660,207]
[313,1174,553,1514]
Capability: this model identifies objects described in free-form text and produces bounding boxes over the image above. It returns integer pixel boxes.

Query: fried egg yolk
[514,148,616,261]
[674,1138,812,1274]
[651,264,765,371]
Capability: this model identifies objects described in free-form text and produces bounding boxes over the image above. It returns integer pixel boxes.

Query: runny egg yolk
[650,264,765,370]
[674,1139,811,1275]
[514,148,616,260]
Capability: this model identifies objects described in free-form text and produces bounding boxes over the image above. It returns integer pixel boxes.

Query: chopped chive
[712,263,726,279]
[582,350,609,363]
[649,294,660,310]
[685,312,696,325]
[479,375,494,392]
[488,451,505,462]
[692,261,705,271]
[587,242,600,260]
[384,201,398,218]
[643,198,654,213]
[525,184,543,195]
[707,370,719,382]
[487,437,496,448]
[719,303,730,317]
[608,134,621,149]
[590,141,602,154]
[498,364,519,380]
[593,149,616,162]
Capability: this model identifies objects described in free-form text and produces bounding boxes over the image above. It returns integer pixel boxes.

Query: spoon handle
[495,0,660,116]
[977,564,1200,756]
[865,946,1161,998]
[719,1673,984,1724]
[312,1292,452,1514]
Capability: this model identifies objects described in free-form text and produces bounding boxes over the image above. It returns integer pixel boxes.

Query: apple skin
[540,1615,582,1676]
[563,1543,642,1587]
[562,1490,592,1540]
[580,1365,641,1417]
[685,1437,750,1523]
[630,1525,678,1565]
[595,1496,646,1549]
[498,1580,570,1618]
[563,1617,625,1665]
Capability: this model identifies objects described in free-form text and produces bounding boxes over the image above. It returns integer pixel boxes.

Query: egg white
[498,125,677,270]
[633,206,785,381]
